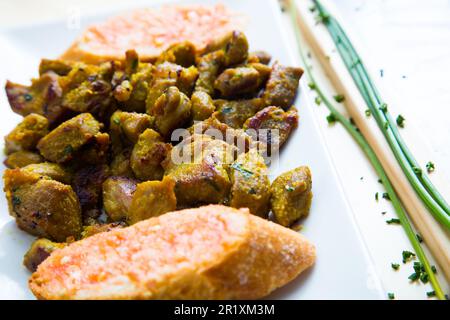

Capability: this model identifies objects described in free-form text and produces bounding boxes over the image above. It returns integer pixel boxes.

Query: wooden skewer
[293,0,450,281]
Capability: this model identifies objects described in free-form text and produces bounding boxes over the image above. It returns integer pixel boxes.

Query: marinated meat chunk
[4,151,43,169]
[191,91,216,121]
[164,135,235,206]
[74,132,110,166]
[262,62,303,109]
[188,116,253,154]
[128,176,177,224]
[114,51,154,112]
[213,98,264,129]
[102,176,138,221]
[71,164,109,216]
[23,238,66,272]
[203,30,249,66]
[146,62,198,111]
[229,149,271,217]
[109,111,152,153]
[110,149,134,177]
[62,79,113,114]
[5,73,67,126]
[194,50,224,95]
[248,63,272,82]
[80,222,125,239]
[150,86,192,138]
[22,162,72,184]
[37,113,101,163]
[3,168,82,242]
[156,42,196,67]
[248,51,272,65]
[243,106,298,148]
[4,114,49,154]
[214,66,261,97]
[130,129,172,181]
[270,166,313,227]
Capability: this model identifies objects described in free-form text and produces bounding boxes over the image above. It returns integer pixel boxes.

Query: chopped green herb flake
[382,193,391,201]
[408,272,419,281]
[221,106,233,114]
[24,93,33,101]
[416,234,423,243]
[387,293,395,300]
[308,82,316,90]
[420,272,429,284]
[285,185,295,192]
[396,115,405,128]
[426,291,436,298]
[431,265,437,274]
[326,113,336,124]
[231,163,254,179]
[380,103,388,112]
[412,166,422,175]
[381,211,386,215]
[63,145,74,156]
[375,192,379,201]
[391,263,400,270]
[314,96,321,105]
[333,94,345,103]
[426,161,435,173]
[365,109,371,117]
[113,118,120,125]
[386,218,400,225]
[12,195,21,206]
[402,250,416,263]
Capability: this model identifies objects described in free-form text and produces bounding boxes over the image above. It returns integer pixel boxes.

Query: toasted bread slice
[29,205,315,300]
[60,4,245,64]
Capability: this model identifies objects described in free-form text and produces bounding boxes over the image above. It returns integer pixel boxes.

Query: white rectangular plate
[0,0,384,299]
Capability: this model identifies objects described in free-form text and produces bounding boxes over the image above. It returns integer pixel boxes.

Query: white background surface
[0,0,449,299]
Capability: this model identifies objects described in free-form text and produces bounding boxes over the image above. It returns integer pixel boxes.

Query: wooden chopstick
[293,0,450,282]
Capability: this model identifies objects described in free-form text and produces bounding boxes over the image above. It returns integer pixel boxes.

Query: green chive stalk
[286,0,445,300]
[311,0,450,230]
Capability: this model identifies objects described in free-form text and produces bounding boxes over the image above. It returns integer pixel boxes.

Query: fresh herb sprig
[286,0,445,299]
[311,0,450,229]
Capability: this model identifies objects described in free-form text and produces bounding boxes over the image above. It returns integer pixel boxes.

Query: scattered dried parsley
[24,93,33,101]
[412,166,422,175]
[315,96,322,105]
[416,234,423,243]
[375,192,379,201]
[426,291,436,298]
[379,103,388,112]
[308,82,316,90]
[396,115,405,128]
[391,263,400,270]
[402,250,416,263]
[333,94,345,103]
[285,185,295,192]
[426,161,435,173]
[386,218,401,224]
[382,193,391,201]
[388,293,395,300]
[365,109,371,117]
[326,113,336,124]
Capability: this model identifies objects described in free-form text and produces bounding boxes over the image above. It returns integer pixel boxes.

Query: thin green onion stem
[286,0,445,300]
[312,0,450,229]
